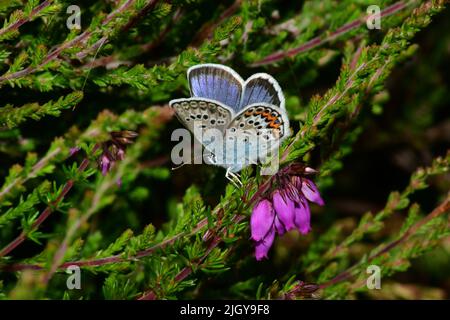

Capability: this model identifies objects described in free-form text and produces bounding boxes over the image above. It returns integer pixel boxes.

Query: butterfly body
[170,64,290,177]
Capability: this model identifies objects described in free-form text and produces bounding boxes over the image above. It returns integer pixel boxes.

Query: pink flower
[274,215,286,235]
[301,178,324,206]
[294,200,311,235]
[251,200,275,242]
[272,190,296,230]
[117,148,125,161]
[97,130,137,177]
[255,229,275,261]
[250,171,324,261]
[69,147,81,156]
[251,200,276,261]
[100,154,111,176]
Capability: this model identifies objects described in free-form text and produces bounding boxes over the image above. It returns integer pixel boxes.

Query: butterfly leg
[225,167,243,188]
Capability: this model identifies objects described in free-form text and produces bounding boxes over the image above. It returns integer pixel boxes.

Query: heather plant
[0,0,449,300]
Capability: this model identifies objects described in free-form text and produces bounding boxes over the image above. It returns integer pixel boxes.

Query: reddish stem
[0,146,98,258]
[320,196,450,289]
[122,0,159,32]
[137,216,243,300]
[3,216,209,270]
[190,0,242,47]
[251,1,409,67]
[0,0,53,38]
[0,0,139,84]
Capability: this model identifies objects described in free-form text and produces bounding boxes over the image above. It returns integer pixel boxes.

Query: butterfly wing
[188,64,244,112]
[171,65,289,173]
[169,97,234,161]
[223,103,290,171]
[240,73,285,110]
[170,97,233,132]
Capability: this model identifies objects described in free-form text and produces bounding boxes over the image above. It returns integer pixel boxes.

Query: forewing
[240,73,285,110]
[188,64,244,112]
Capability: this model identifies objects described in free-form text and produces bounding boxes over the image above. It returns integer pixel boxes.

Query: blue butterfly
[170,64,290,185]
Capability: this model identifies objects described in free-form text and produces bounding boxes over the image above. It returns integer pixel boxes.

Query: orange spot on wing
[260,112,280,129]
[269,122,281,129]
[245,109,282,130]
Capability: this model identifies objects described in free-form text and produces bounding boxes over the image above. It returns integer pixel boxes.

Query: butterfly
[169,64,290,186]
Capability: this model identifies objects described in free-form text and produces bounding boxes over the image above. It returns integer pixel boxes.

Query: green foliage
[0,0,448,300]
[0,91,83,128]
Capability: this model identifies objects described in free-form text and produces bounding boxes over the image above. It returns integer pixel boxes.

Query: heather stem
[319,195,450,289]
[0,0,157,84]
[0,145,99,258]
[250,0,411,67]
[0,0,53,38]
[0,147,61,202]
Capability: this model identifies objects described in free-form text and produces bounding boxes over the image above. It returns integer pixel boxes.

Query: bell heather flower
[297,177,324,206]
[97,130,137,176]
[69,146,81,156]
[100,153,112,176]
[250,199,274,242]
[272,190,296,230]
[294,199,311,235]
[250,199,277,260]
[250,165,324,260]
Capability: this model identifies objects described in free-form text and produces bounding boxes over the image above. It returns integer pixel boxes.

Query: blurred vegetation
[0,0,448,300]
